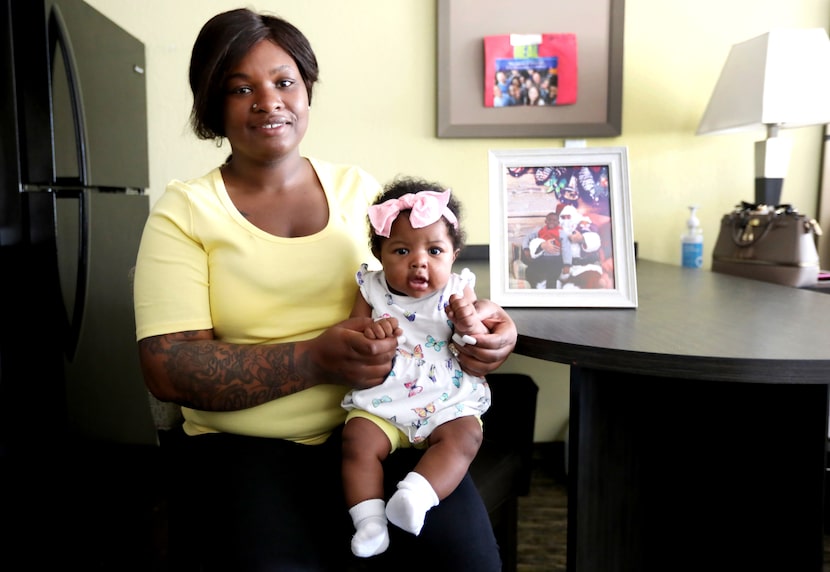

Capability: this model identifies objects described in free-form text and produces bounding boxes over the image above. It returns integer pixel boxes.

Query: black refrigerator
[0,0,157,456]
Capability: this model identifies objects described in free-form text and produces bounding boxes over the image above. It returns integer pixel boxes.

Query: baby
[341,176,492,557]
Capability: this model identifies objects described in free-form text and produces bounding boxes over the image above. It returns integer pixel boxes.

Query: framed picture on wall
[488,147,638,307]
[437,0,625,138]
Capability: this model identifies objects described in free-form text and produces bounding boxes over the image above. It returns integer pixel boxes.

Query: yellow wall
[88,0,830,441]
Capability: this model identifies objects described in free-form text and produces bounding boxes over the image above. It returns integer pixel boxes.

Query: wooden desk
[469,258,830,572]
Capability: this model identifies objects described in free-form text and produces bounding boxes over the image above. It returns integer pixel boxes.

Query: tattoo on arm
[144,332,314,411]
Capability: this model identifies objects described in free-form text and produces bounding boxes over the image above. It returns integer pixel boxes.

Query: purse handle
[730,215,774,247]
[728,203,822,247]
[728,203,794,247]
[737,201,794,213]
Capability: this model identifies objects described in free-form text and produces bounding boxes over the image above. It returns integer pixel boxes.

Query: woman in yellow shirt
[133,8,516,571]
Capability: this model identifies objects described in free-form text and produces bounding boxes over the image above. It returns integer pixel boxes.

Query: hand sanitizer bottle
[681,205,703,269]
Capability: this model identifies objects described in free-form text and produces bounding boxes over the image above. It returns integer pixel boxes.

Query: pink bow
[368,189,458,238]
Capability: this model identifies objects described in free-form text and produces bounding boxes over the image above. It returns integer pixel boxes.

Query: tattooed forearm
[139,331,315,412]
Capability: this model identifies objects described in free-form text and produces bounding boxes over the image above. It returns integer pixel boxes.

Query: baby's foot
[385,472,438,536]
[349,499,390,557]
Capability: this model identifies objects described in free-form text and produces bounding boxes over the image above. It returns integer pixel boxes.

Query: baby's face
[378,216,457,298]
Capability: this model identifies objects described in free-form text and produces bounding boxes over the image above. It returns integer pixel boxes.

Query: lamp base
[754,177,783,206]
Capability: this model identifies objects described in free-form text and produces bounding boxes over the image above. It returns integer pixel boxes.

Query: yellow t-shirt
[133,158,380,444]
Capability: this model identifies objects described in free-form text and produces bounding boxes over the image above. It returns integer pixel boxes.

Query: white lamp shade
[697,28,830,135]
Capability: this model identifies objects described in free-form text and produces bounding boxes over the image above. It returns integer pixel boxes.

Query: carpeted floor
[517,460,567,571]
[516,444,567,572]
[516,443,830,572]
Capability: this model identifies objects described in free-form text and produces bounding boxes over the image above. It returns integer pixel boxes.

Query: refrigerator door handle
[55,188,88,361]
[49,4,88,186]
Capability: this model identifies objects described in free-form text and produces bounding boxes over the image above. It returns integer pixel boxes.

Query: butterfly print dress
[341,265,492,443]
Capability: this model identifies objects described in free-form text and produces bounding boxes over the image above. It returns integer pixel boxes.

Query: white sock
[348,498,389,557]
[385,471,439,536]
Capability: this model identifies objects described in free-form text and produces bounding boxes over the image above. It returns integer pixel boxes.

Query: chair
[148,375,538,571]
[472,373,539,571]
[510,242,531,289]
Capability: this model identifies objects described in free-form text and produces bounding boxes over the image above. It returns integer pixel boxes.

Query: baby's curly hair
[369,176,467,259]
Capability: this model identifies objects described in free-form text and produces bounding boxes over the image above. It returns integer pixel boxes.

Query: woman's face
[528,86,540,101]
[223,39,309,161]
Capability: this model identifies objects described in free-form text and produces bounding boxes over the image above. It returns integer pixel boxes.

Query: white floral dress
[341,264,491,443]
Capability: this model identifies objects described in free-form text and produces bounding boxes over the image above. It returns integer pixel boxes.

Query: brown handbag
[712,203,823,287]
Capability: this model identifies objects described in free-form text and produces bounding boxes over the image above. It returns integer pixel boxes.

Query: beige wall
[88,0,830,441]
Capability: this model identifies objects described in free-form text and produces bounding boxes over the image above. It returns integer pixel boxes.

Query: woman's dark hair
[189,9,319,140]
[369,176,467,259]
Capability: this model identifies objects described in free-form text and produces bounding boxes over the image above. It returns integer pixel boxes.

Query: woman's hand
[446,299,517,378]
[304,316,401,390]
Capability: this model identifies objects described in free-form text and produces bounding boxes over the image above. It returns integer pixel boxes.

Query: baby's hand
[363,317,401,341]
[446,285,488,338]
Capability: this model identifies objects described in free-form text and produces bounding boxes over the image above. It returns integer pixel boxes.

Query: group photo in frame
[488,147,638,308]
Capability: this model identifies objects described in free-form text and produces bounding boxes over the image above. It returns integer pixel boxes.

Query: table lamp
[696,28,830,206]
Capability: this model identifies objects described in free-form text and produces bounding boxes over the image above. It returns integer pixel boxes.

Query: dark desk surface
[465,258,830,571]
[469,259,830,384]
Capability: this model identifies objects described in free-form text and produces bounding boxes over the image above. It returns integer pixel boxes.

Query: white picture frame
[488,146,638,307]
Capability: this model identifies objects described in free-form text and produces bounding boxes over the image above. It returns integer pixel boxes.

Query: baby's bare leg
[411,416,483,498]
[342,417,390,506]
[343,417,393,557]
[385,416,483,535]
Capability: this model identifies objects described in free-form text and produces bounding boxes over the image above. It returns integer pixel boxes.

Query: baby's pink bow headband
[368,189,458,237]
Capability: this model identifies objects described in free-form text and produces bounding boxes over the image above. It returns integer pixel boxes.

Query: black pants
[164,426,501,572]
[525,255,563,289]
